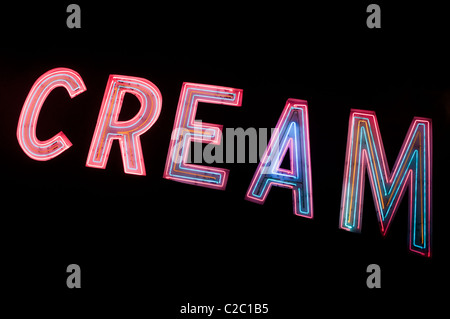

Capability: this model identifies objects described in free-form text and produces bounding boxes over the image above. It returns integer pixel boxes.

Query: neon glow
[86,74,162,176]
[17,67,86,161]
[163,82,243,190]
[14,67,435,257]
[245,99,313,218]
[339,110,432,257]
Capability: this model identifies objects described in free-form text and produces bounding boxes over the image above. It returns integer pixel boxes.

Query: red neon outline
[163,82,243,190]
[86,74,162,176]
[17,68,86,161]
[339,109,432,257]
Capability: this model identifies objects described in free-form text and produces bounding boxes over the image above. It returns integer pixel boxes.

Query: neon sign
[163,82,242,189]
[245,99,313,219]
[339,110,432,257]
[86,74,162,175]
[15,68,433,257]
[17,68,86,160]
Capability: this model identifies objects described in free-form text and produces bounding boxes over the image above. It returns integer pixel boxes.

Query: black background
[1,1,448,316]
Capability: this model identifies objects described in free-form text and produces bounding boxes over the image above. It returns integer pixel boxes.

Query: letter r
[86,74,162,175]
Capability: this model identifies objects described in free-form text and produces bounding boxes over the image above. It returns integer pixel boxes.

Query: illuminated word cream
[16,68,432,257]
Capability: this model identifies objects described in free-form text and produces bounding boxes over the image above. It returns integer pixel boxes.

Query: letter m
[339,110,432,257]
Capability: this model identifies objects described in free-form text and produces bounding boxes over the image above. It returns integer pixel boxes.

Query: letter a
[366,4,381,29]
[66,4,81,29]
[366,264,381,288]
[66,264,81,288]
[245,99,313,218]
